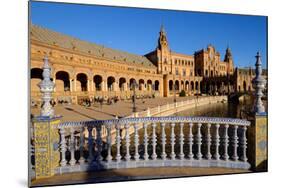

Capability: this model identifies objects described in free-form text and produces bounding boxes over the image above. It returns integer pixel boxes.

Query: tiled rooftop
[30,24,156,68]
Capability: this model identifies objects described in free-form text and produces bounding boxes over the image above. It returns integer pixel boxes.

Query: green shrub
[179,90,186,97]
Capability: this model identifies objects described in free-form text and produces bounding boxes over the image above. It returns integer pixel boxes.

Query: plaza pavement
[31,96,201,122]
[31,167,250,186]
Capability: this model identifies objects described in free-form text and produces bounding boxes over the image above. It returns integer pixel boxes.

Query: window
[190,70,193,76]
[183,69,186,76]
[175,68,179,75]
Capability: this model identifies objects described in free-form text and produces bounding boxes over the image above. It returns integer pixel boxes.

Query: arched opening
[107,76,115,91]
[248,86,251,92]
[147,80,152,91]
[238,85,241,92]
[139,79,145,91]
[119,77,126,91]
[210,70,214,77]
[191,81,194,91]
[243,81,247,92]
[129,78,136,90]
[76,73,88,91]
[155,80,160,91]
[175,80,179,91]
[55,71,70,92]
[94,75,102,91]
[195,81,199,91]
[205,70,208,76]
[169,80,173,91]
[31,68,43,92]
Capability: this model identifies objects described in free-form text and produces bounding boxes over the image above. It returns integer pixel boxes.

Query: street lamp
[132,80,138,113]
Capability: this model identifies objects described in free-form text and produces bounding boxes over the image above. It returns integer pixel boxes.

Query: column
[74,78,77,92]
[69,79,73,92]
[87,80,90,92]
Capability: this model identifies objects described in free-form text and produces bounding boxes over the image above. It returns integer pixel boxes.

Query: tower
[224,46,234,75]
[156,24,172,74]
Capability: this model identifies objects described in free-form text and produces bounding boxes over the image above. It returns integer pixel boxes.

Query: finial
[38,55,55,117]
[252,51,266,115]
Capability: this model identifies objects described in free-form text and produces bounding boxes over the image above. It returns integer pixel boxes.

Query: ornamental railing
[54,116,250,174]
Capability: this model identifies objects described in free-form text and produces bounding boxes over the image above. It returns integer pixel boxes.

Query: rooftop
[30,24,156,69]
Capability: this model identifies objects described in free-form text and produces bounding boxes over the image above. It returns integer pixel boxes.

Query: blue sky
[30,1,267,68]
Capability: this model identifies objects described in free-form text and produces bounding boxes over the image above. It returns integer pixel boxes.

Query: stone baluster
[115,124,121,162]
[125,123,131,161]
[59,127,67,167]
[214,123,220,160]
[143,123,149,161]
[161,123,167,160]
[96,125,102,161]
[196,123,202,160]
[87,127,94,163]
[79,127,85,164]
[205,123,212,160]
[187,123,194,159]
[223,124,229,161]
[106,125,112,162]
[241,126,248,162]
[134,123,140,161]
[232,125,239,161]
[179,122,185,160]
[170,123,176,160]
[69,127,76,166]
[152,122,157,160]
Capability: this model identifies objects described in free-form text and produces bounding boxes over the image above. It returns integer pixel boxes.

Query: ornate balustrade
[54,116,250,174]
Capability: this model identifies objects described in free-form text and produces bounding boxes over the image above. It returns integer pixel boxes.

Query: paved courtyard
[31,96,202,122]
[31,167,250,187]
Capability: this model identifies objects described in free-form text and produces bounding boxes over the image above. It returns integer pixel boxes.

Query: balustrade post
[205,123,212,160]
[152,123,157,160]
[214,123,220,160]
[143,123,149,161]
[125,123,131,161]
[241,126,248,162]
[161,123,167,160]
[196,123,202,160]
[79,127,85,164]
[232,125,239,161]
[59,127,67,167]
[106,125,112,162]
[134,123,140,161]
[223,124,229,161]
[87,127,94,163]
[96,125,102,161]
[115,124,121,162]
[170,123,176,160]
[179,122,185,160]
[69,127,76,166]
[187,123,194,159]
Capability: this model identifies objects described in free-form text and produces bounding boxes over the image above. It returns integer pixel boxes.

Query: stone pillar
[248,52,267,171]
[87,80,90,92]
[74,78,77,92]
[33,117,61,179]
[69,79,73,92]
[248,114,267,171]
[113,82,118,92]
[33,56,61,179]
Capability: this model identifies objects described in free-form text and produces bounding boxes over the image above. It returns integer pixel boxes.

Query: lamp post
[132,80,138,113]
